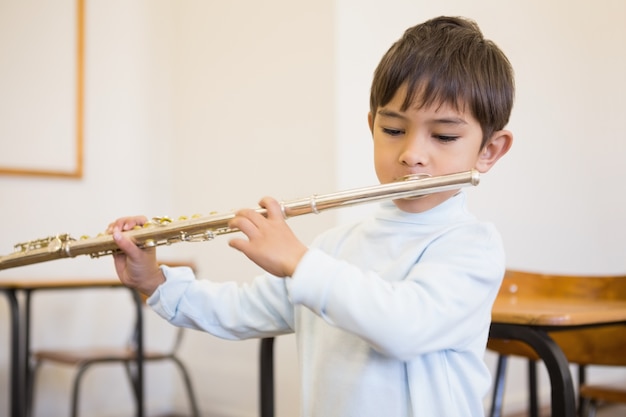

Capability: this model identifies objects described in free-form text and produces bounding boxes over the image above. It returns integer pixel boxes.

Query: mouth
[394,173,432,200]
[394,173,432,182]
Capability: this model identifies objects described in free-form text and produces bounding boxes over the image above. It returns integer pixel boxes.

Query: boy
[108,16,514,416]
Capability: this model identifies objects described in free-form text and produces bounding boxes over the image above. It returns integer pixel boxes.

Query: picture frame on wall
[0,0,84,178]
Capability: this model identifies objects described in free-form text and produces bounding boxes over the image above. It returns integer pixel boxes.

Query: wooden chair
[27,261,200,417]
[579,384,626,417]
[487,270,626,417]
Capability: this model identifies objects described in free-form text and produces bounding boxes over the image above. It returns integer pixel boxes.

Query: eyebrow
[377,109,408,120]
[377,109,468,125]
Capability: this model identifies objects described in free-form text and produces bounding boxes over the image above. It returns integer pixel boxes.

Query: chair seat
[33,347,174,365]
[487,339,540,360]
[580,385,626,405]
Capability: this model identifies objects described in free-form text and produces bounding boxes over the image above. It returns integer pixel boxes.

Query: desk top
[492,295,626,327]
[491,271,626,327]
[4,275,626,328]
[0,277,122,290]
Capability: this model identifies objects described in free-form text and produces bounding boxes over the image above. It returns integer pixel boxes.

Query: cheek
[372,152,391,180]
[373,143,395,163]
[452,153,480,170]
[373,138,397,158]
[448,142,482,165]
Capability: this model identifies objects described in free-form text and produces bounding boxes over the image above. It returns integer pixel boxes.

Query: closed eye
[434,135,459,142]
[382,127,405,136]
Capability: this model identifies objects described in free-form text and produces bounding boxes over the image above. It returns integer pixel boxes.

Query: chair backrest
[489,269,626,366]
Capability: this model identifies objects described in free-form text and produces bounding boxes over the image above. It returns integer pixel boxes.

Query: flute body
[0,170,479,271]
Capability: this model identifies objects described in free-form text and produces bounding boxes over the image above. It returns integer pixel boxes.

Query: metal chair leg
[71,364,92,417]
[171,357,201,417]
[489,354,508,417]
[489,358,545,417]
[528,360,539,417]
[26,360,41,417]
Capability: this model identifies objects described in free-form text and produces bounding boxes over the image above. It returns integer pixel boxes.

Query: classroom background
[1,0,625,416]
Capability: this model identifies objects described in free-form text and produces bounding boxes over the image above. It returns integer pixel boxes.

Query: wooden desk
[0,278,144,417]
[490,294,626,416]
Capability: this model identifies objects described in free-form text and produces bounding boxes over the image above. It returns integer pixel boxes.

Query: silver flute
[0,170,479,271]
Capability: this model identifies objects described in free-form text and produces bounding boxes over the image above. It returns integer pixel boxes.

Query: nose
[399,136,428,167]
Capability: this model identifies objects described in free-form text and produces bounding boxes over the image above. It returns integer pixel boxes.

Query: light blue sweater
[149,191,505,416]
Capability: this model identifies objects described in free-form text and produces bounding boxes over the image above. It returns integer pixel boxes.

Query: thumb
[112,229,141,256]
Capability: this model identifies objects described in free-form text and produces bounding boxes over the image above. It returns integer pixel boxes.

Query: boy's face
[368,84,510,213]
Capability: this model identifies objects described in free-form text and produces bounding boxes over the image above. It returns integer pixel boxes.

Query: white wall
[0,1,181,416]
[166,1,336,416]
[0,0,625,416]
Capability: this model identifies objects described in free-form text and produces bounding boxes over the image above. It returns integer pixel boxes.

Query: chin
[393,196,432,213]
[393,190,457,213]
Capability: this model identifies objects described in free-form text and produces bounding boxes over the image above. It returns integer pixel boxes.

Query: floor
[152,410,626,417]
[597,404,626,416]
[150,406,626,417]
[506,403,626,417]
[152,407,626,417]
[150,402,626,417]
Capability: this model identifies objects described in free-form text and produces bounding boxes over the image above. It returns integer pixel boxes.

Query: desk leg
[130,290,144,417]
[24,290,33,417]
[259,337,275,417]
[3,290,23,417]
[489,323,576,417]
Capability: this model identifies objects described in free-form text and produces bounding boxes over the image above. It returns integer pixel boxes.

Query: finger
[259,197,284,220]
[228,236,249,253]
[229,213,260,239]
[106,216,148,234]
[230,207,265,226]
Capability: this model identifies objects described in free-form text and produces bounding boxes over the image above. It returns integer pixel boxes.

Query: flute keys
[177,214,204,221]
[13,234,75,253]
[152,216,173,225]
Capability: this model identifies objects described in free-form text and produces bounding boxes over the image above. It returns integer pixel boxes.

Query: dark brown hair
[370,16,515,148]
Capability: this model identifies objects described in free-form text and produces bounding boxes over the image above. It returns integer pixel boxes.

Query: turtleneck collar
[375,191,474,225]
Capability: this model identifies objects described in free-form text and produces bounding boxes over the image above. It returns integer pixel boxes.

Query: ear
[475,130,513,173]
[367,112,374,134]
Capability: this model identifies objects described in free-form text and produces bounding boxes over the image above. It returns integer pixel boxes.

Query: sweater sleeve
[147,265,295,340]
[288,222,504,360]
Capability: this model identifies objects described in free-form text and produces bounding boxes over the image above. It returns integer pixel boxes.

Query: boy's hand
[106,215,164,296]
[228,197,307,278]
